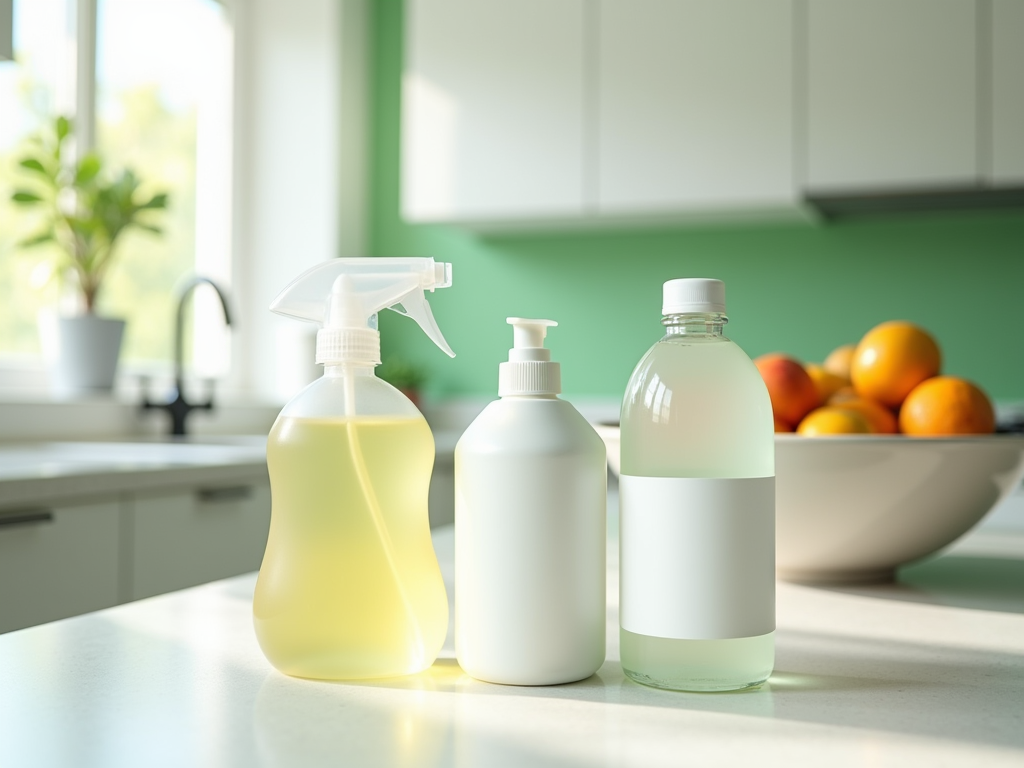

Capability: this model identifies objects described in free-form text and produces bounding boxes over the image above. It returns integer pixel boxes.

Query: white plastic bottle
[455,318,607,685]
[619,278,775,692]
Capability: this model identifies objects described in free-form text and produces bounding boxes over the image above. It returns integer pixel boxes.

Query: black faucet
[142,276,233,436]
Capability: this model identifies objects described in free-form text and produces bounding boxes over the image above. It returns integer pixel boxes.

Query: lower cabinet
[0,501,121,634]
[131,484,271,601]
[0,480,270,634]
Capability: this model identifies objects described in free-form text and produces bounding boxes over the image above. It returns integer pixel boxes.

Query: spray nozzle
[270,258,455,365]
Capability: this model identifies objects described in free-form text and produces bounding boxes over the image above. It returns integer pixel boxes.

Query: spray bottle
[455,318,607,685]
[254,258,455,680]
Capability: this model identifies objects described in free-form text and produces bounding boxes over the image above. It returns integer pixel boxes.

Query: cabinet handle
[197,486,253,504]
[0,509,54,528]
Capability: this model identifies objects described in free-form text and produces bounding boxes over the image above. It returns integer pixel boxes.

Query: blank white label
[619,475,775,640]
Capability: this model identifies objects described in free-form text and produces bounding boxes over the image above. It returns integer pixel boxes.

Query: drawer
[131,483,271,600]
[0,501,121,634]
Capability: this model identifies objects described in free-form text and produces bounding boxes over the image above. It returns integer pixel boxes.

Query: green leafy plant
[9,116,168,314]
[377,357,428,392]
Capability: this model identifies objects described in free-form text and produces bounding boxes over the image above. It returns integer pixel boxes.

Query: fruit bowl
[594,424,1024,584]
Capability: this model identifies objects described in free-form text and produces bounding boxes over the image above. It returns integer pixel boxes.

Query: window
[0,0,73,363]
[0,0,232,387]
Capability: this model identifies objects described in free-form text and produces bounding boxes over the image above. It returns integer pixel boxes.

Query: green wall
[370,3,1024,402]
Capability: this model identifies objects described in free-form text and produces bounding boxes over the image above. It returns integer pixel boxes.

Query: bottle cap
[498,317,561,397]
[662,278,727,315]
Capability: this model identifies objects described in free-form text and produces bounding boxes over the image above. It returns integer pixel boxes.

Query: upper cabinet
[992,0,1024,184]
[598,0,795,214]
[804,0,978,192]
[402,0,587,223]
[402,0,1023,228]
[402,0,799,227]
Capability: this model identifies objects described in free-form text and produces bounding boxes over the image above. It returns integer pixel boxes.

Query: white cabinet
[132,484,271,600]
[0,501,121,634]
[992,0,1024,184]
[0,479,270,633]
[805,0,978,191]
[402,0,587,222]
[598,0,795,213]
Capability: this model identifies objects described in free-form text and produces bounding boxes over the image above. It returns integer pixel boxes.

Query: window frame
[0,0,236,399]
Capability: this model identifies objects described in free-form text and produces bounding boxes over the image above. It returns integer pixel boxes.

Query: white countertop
[0,438,269,508]
[2,507,1023,767]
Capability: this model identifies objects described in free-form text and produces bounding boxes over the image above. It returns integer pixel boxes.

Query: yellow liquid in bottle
[254,415,448,680]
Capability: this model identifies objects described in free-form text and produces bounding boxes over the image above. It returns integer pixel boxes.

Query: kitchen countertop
[0,438,269,508]
[2,505,1023,767]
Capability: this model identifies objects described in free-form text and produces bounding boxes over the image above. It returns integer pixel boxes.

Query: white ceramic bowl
[594,424,1024,584]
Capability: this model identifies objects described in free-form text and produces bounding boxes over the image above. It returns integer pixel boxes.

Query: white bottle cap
[498,317,561,396]
[662,278,727,315]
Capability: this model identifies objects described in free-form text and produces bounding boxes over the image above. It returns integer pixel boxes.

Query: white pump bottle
[254,258,455,681]
[455,318,607,685]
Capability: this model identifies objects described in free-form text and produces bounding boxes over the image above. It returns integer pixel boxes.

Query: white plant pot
[43,314,127,398]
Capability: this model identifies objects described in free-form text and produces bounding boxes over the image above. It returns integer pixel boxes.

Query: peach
[755,354,821,426]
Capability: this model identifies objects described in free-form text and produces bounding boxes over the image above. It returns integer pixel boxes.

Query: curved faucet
[143,275,234,436]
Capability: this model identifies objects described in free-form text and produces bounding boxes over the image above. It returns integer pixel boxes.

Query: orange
[851,321,941,408]
[754,354,821,426]
[899,376,996,436]
[806,363,849,403]
[827,396,898,434]
[828,386,858,403]
[797,407,872,436]
[823,344,856,380]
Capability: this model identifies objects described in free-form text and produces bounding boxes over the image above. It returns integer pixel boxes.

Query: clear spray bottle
[254,258,455,680]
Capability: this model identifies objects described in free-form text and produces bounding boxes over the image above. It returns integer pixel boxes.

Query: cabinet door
[598,0,795,212]
[131,484,271,601]
[805,0,978,191]
[992,0,1024,184]
[0,501,121,634]
[402,0,586,222]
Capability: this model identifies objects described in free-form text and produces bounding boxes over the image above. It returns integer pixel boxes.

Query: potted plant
[377,356,428,409]
[10,116,168,396]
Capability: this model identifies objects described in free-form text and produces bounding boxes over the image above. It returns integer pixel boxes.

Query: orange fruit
[806,363,849,403]
[797,407,872,436]
[754,354,821,426]
[828,386,858,403]
[823,344,856,379]
[827,396,898,434]
[851,321,941,408]
[773,416,793,433]
[899,376,996,436]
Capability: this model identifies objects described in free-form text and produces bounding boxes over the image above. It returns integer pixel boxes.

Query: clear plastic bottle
[619,278,775,692]
[253,258,455,680]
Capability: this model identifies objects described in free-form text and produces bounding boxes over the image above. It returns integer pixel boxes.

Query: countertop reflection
[1,517,1022,768]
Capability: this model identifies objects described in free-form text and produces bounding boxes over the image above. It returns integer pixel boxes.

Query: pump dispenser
[455,318,607,685]
[254,258,454,680]
[498,318,561,396]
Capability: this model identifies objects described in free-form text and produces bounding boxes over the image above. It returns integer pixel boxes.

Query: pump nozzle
[270,258,455,365]
[508,317,557,359]
[499,317,561,396]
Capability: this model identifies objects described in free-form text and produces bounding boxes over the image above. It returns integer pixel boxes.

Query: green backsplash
[370,2,1024,402]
